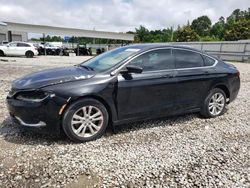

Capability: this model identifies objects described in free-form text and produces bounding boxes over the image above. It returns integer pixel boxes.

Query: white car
[0,42,38,58]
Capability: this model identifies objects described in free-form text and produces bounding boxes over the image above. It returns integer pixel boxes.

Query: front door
[16,42,30,55]
[5,42,18,55]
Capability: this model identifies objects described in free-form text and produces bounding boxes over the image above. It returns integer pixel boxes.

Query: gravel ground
[0,56,249,188]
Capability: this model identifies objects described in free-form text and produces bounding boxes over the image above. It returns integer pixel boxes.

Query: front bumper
[14,116,46,127]
[6,94,67,135]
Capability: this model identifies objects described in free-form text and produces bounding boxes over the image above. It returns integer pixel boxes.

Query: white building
[0,22,28,42]
[0,21,134,43]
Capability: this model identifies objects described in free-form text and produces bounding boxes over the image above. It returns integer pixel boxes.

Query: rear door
[17,43,30,55]
[116,48,178,120]
[173,48,216,111]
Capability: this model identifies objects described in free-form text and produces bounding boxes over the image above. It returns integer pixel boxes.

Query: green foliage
[199,35,220,42]
[191,16,212,36]
[134,25,174,43]
[134,7,249,43]
[176,26,199,42]
[224,19,250,41]
[42,35,63,42]
[210,17,225,40]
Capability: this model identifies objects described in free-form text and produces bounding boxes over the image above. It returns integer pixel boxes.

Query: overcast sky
[0,0,249,32]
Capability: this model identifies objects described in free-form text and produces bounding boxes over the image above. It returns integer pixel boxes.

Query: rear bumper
[34,50,39,56]
[229,76,240,103]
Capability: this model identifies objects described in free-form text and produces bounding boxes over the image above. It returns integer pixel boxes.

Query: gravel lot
[0,56,249,188]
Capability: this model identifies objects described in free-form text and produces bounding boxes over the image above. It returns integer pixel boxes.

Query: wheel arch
[213,84,230,100]
[25,50,34,56]
[0,49,4,56]
[60,94,115,127]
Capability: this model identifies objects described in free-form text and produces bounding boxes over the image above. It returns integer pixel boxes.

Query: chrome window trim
[111,47,218,76]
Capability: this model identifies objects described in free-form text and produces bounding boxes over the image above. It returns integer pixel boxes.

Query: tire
[200,88,226,118]
[0,50,4,56]
[62,98,109,142]
[25,51,34,58]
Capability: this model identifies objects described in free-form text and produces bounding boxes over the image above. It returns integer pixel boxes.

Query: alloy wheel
[208,92,225,116]
[71,106,104,138]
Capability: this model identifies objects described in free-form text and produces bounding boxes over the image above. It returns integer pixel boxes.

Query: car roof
[127,43,202,53]
[9,41,32,44]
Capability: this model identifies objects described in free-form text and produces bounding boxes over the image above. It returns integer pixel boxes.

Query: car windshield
[80,46,141,72]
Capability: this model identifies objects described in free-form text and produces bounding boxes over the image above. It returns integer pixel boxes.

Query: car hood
[12,66,95,90]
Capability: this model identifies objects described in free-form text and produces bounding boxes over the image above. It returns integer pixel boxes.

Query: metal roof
[3,21,134,41]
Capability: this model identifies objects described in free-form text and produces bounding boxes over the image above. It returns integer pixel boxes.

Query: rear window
[173,49,204,68]
[17,43,30,47]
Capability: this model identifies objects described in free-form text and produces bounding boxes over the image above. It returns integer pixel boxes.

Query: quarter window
[130,49,174,71]
[204,55,215,66]
[173,49,204,68]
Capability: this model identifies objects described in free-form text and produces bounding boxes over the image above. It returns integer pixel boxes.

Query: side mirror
[123,65,143,74]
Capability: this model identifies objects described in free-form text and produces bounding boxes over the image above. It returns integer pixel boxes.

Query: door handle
[162,74,174,78]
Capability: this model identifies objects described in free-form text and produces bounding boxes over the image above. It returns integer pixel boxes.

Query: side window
[17,43,30,47]
[8,43,17,47]
[130,49,174,72]
[204,55,216,66]
[173,49,204,68]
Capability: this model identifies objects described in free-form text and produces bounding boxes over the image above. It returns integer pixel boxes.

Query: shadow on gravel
[0,117,68,146]
[0,113,200,145]
[109,113,200,135]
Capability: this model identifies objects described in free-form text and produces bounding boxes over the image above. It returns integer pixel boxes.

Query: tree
[134,25,151,43]
[210,16,225,40]
[176,26,199,42]
[224,19,250,41]
[191,15,212,36]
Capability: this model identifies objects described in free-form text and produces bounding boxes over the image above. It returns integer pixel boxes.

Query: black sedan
[6,44,240,142]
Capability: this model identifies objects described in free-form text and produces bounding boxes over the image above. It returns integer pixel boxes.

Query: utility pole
[171,25,174,42]
[43,33,46,56]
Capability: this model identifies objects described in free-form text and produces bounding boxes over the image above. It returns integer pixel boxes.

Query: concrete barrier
[171,41,250,62]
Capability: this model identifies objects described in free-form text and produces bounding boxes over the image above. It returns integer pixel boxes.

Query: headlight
[7,89,17,98]
[15,90,54,102]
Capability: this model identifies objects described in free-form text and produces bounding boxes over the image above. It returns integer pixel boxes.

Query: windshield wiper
[78,65,94,71]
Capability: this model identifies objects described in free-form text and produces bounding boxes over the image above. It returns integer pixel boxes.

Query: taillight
[237,70,240,77]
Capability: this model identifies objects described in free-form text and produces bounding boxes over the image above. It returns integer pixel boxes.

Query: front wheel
[201,88,226,118]
[0,50,4,56]
[62,99,109,142]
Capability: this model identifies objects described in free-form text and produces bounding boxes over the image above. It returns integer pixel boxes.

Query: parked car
[0,42,38,58]
[6,44,240,142]
[74,46,90,56]
[37,43,63,56]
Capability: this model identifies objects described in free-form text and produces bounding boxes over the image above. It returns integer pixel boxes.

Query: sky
[0,0,249,33]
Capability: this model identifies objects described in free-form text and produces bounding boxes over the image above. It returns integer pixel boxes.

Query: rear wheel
[0,50,4,56]
[62,99,109,142]
[201,88,226,118]
[25,51,34,58]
